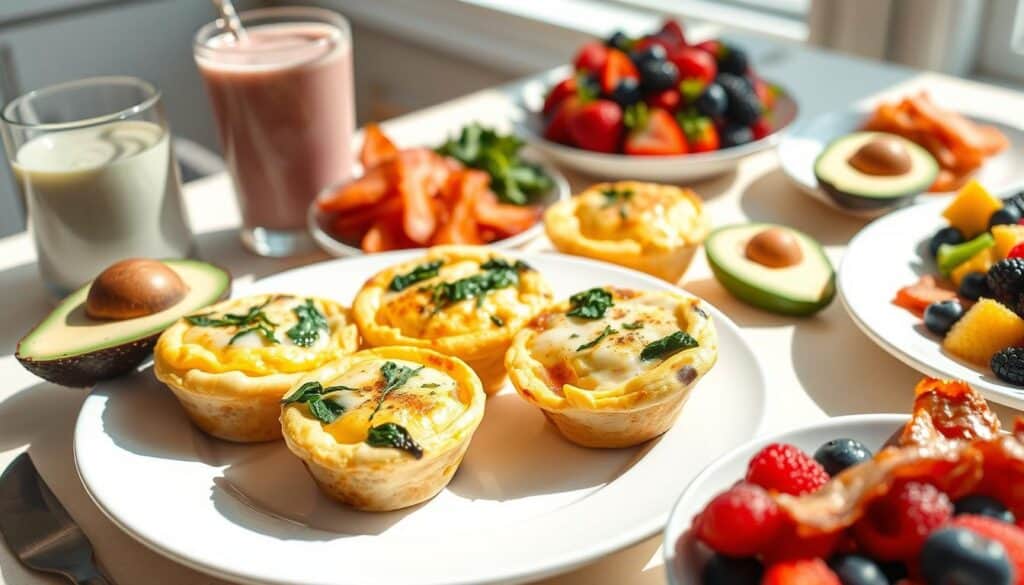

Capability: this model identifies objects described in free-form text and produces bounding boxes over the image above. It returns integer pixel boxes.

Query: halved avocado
[706,223,835,316]
[814,131,938,211]
[16,259,230,387]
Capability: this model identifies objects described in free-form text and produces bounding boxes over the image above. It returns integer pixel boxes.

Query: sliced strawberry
[752,76,778,110]
[763,559,841,585]
[567,99,623,153]
[659,19,686,47]
[573,42,609,75]
[646,88,682,112]
[679,114,720,153]
[544,96,581,144]
[669,46,717,84]
[600,49,639,94]
[694,39,723,57]
[752,117,773,140]
[624,105,686,156]
[543,77,577,117]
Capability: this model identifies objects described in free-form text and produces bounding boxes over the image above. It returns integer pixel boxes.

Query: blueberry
[606,31,632,52]
[955,495,1016,523]
[631,44,666,66]
[878,561,908,583]
[695,83,728,118]
[990,206,1022,228]
[828,555,889,585]
[720,123,754,148]
[610,78,643,107]
[718,45,750,75]
[702,554,762,585]
[814,438,873,477]
[929,227,966,258]
[920,527,1012,585]
[958,272,990,301]
[924,299,964,336]
[1003,192,1024,216]
[638,59,679,92]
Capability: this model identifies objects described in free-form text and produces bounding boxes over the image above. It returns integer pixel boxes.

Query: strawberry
[646,88,682,112]
[679,114,720,153]
[752,76,778,110]
[762,559,841,585]
[573,42,609,75]
[624,104,686,155]
[567,99,623,153]
[600,49,639,94]
[752,117,773,140]
[659,19,686,47]
[544,96,581,144]
[633,35,673,55]
[694,39,723,57]
[669,46,717,84]
[543,77,577,117]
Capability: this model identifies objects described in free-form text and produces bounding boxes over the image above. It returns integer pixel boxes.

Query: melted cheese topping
[574,183,704,250]
[317,358,466,445]
[376,259,540,339]
[529,290,687,392]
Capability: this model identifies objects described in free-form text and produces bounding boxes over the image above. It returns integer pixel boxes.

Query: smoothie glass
[1,76,193,297]
[193,7,355,257]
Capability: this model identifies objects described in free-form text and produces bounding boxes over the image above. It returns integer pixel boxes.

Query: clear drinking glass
[1,76,193,298]
[193,7,356,257]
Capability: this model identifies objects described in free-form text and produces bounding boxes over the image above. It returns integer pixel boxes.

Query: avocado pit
[745,228,803,268]
[85,258,189,320]
[848,137,912,177]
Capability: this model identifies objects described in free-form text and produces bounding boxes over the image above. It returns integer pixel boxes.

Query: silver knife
[0,453,113,585]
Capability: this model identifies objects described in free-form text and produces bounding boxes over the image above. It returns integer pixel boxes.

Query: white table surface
[2,37,1024,585]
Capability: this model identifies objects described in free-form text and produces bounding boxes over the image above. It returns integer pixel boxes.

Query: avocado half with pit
[814,131,938,211]
[16,259,230,387]
[706,223,835,316]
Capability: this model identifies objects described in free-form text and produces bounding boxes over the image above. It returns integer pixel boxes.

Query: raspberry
[951,515,1024,583]
[763,520,842,564]
[694,483,785,557]
[746,443,829,495]
[853,480,953,561]
[762,559,841,585]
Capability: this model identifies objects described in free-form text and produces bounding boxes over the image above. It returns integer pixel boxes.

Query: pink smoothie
[196,22,354,231]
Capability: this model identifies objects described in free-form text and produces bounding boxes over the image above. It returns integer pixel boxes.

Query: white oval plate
[75,251,767,585]
[779,107,1024,218]
[663,414,907,584]
[308,158,571,257]
[840,198,1024,409]
[515,68,798,183]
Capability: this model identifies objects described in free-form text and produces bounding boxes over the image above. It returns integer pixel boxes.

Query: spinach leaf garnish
[424,258,529,313]
[622,321,644,330]
[601,187,634,220]
[640,331,699,361]
[286,299,328,347]
[366,422,423,459]
[369,361,424,420]
[186,298,280,345]
[390,260,443,292]
[566,288,614,319]
[490,314,505,327]
[576,325,617,352]
[282,381,358,424]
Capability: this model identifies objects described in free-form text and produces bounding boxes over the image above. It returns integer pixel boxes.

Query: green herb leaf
[370,362,424,421]
[425,259,529,313]
[601,187,635,206]
[186,298,280,345]
[308,398,346,424]
[390,260,444,292]
[576,325,617,352]
[567,287,614,320]
[366,422,423,459]
[282,381,350,424]
[640,331,699,361]
[282,381,326,404]
[421,382,440,389]
[286,299,328,347]
[490,314,505,327]
[622,321,644,330]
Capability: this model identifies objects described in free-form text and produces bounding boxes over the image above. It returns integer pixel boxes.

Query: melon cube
[942,181,1003,239]
[943,298,1024,366]
[951,247,995,287]
[992,224,1024,259]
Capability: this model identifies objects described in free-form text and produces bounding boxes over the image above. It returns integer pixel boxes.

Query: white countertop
[2,38,1024,584]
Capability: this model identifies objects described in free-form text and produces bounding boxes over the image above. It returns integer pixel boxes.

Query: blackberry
[992,347,1024,386]
[717,73,761,126]
[987,258,1024,312]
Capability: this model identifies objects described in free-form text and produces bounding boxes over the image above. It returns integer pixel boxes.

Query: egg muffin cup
[544,182,710,284]
[352,246,553,394]
[506,287,718,448]
[154,294,359,442]
[280,346,485,511]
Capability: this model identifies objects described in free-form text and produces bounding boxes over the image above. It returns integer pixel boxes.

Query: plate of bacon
[665,377,1024,585]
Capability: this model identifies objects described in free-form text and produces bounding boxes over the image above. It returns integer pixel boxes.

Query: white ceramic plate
[515,68,798,183]
[307,158,570,257]
[840,198,1024,409]
[779,108,1024,218]
[75,251,767,585]
[663,414,907,584]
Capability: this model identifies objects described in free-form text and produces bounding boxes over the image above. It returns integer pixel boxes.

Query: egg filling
[573,184,704,251]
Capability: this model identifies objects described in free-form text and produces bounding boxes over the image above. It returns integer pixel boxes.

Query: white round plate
[75,251,767,585]
[515,68,798,183]
[779,107,1024,218]
[307,158,570,257]
[840,198,1024,409]
[663,414,907,584]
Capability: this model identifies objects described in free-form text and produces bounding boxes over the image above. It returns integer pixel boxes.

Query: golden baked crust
[280,346,485,511]
[352,245,553,393]
[544,181,710,283]
[505,286,717,447]
[154,294,359,442]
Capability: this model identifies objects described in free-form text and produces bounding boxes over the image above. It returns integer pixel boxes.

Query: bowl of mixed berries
[518,19,797,182]
[665,377,1024,585]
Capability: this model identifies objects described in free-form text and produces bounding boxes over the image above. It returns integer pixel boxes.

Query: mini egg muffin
[154,294,359,442]
[352,246,553,394]
[280,346,485,511]
[544,181,710,283]
[506,286,717,448]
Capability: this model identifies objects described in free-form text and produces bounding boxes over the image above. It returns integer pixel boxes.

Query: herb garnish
[186,299,279,345]
[567,288,614,319]
[286,299,328,347]
[369,361,424,420]
[421,382,440,389]
[490,314,505,326]
[366,422,423,459]
[576,325,617,352]
[435,124,553,205]
[390,260,443,292]
[640,331,699,361]
[281,381,357,424]
[622,321,644,330]
[424,259,530,313]
[601,187,634,206]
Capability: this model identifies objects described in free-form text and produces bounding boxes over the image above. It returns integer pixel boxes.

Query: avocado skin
[708,260,836,316]
[817,178,917,212]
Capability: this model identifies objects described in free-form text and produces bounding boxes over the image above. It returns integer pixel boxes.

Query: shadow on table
[0,381,82,453]
[681,277,797,329]
[531,536,664,585]
[0,261,51,356]
[194,228,329,286]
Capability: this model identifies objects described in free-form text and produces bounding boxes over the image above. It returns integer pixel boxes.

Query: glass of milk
[1,76,194,297]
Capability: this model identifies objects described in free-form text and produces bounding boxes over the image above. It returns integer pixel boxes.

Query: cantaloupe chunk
[951,247,995,286]
[944,298,1024,366]
[992,224,1024,259]
[942,180,1003,238]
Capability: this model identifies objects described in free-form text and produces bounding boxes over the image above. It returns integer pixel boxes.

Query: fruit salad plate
[839,197,1024,409]
[75,251,767,585]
